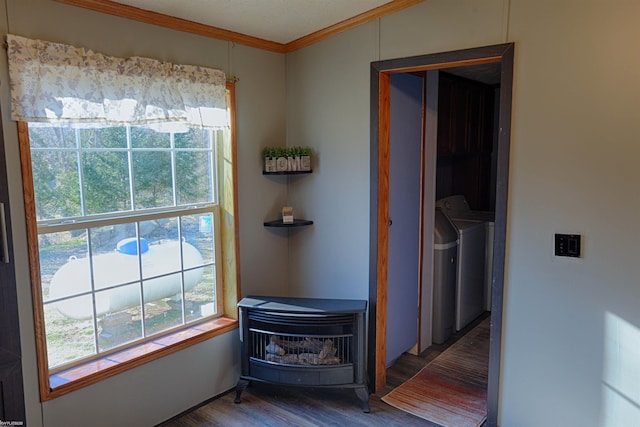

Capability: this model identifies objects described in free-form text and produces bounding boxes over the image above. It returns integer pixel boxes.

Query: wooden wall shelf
[262,170,312,175]
[264,219,313,227]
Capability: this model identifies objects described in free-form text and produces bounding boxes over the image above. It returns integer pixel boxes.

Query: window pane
[186,265,216,322]
[80,127,127,149]
[181,214,216,321]
[182,213,214,265]
[176,151,213,205]
[179,215,208,277]
[90,224,140,295]
[82,151,131,215]
[44,296,96,368]
[31,150,82,220]
[28,125,76,149]
[131,126,170,149]
[144,273,184,336]
[133,151,173,209]
[174,128,210,149]
[139,216,179,243]
[41,231,90,302]
[138,218,180,280]
[96,285,143,352]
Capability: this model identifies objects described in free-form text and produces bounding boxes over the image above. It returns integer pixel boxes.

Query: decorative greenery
[262,146,312,158]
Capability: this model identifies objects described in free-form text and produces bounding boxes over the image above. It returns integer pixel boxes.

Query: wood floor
[158,313,489,427]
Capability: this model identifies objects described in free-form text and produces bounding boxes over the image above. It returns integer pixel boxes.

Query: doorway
[369,43,514,426]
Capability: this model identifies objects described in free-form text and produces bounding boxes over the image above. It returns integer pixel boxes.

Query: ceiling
[57,0,422,52]
[113,0,399,44]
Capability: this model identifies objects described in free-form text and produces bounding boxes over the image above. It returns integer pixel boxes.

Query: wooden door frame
[368,43,514,426]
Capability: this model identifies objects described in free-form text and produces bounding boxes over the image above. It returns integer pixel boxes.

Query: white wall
[286,22,378,299]
[502,1,640,426]
[232,42,290,297]
[286,0,640,426]
[1,0,288,425]
[6,0,640,425]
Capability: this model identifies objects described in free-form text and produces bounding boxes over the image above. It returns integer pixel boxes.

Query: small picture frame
[282,206,293,224]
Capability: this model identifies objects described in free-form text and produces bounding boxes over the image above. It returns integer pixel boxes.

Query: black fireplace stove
[234,295,369,412]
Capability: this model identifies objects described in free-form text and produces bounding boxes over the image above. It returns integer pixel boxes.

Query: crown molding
[54,0,422,54]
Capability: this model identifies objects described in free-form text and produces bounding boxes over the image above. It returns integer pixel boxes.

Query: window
[19,87,238,399]
[7,34,239,400]
[30,124,223,370]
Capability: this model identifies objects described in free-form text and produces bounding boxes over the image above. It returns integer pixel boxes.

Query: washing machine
[436,195,495,330]
[433,208,458,344]
[436,195,495,312]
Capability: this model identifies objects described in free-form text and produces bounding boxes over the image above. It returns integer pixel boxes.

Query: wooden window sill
[45,316,238,400]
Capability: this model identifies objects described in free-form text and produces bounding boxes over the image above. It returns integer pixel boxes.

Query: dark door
[0,113,26,422]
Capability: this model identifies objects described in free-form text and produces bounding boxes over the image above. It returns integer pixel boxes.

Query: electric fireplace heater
[235,296,369,412]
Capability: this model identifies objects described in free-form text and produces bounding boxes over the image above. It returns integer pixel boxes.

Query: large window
[8,35,239,400]
[29,125,224,370]
[19,101,239,399]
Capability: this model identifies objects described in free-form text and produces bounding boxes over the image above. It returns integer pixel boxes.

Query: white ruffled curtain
[6,34,228,130]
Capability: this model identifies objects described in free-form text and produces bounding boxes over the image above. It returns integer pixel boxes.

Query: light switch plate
[555,233,581,258]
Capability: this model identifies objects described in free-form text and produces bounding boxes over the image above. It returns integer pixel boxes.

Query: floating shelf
[263,170,312,175]
[264,219,313,227]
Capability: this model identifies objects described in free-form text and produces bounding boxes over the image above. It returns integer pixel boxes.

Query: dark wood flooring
[158,313,490,427]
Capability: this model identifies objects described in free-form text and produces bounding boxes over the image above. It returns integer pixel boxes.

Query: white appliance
[436,195,495,321]
[446,219,485,331]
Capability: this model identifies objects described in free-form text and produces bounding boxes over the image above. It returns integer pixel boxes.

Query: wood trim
[46,317,237,400]
[54,0,287,53]
[54,0,422,54]
[17,122,51,401]
[284,0,423,52]
[375,72,391,392]
[370,44,514,427]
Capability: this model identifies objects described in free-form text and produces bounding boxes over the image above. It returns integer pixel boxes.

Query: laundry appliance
[436,195,494,330]
[432,208,458,344]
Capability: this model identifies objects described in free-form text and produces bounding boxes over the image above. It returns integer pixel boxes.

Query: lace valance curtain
[6,34,228,129]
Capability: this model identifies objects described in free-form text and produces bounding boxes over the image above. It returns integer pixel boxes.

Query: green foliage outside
[29,125,214,221]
